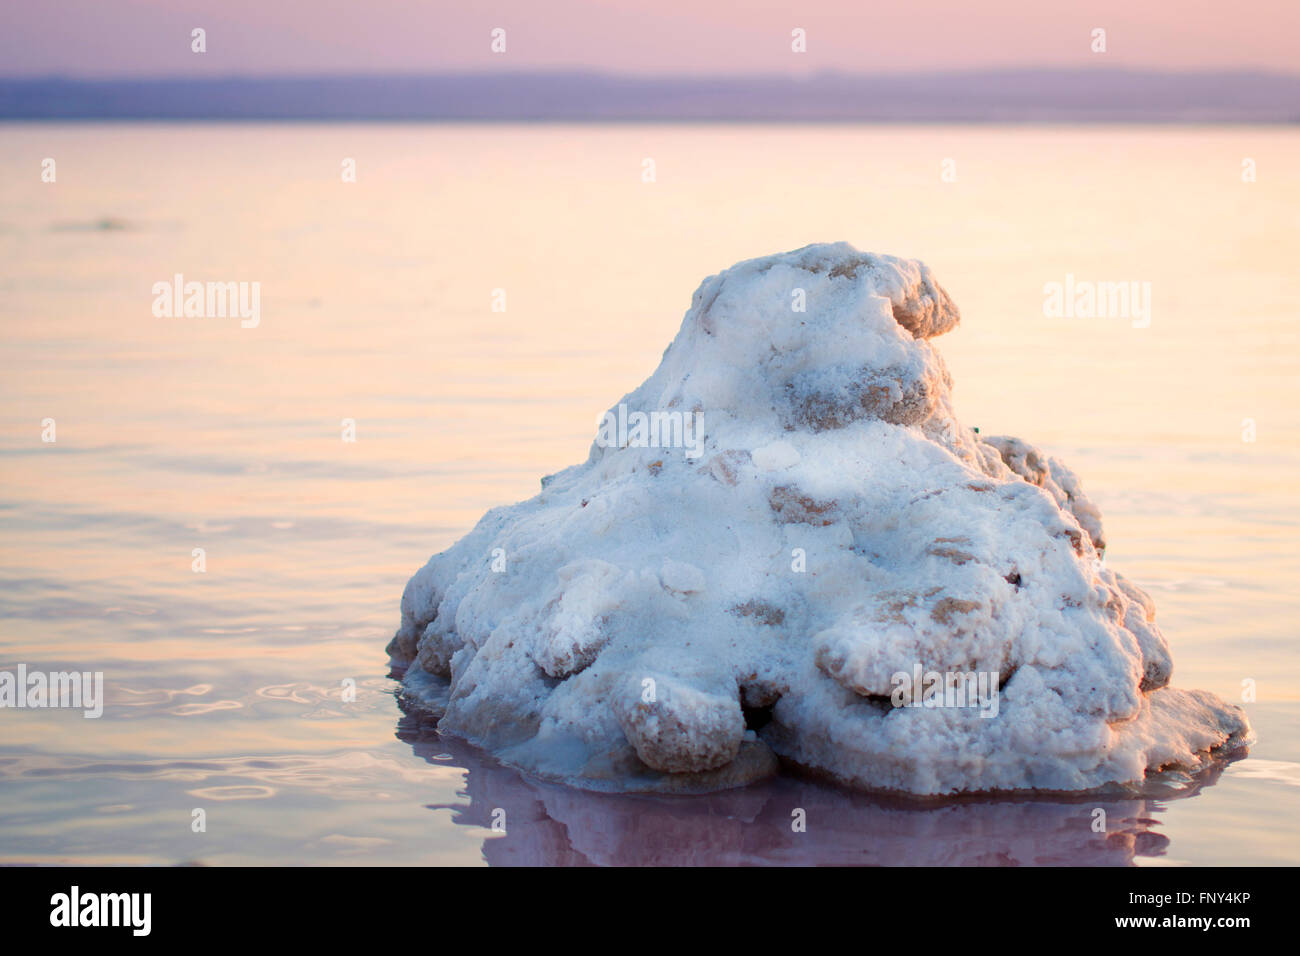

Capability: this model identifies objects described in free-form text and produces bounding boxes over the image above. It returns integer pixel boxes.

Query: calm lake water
[1,123,1297,865]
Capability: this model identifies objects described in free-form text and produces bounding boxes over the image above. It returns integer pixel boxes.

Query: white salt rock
[751,441,801,471]
[659,559,706,596]
[389,243,1251,796]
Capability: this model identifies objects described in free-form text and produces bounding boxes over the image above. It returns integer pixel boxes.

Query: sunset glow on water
[1,123,1298,864]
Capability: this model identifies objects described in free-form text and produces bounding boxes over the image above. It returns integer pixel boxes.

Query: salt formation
[389,243,1250,796]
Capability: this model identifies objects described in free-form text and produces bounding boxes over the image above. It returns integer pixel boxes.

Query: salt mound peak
[389,243,1250,796]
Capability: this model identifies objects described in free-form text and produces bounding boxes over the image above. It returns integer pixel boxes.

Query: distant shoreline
[3,69,1298,123]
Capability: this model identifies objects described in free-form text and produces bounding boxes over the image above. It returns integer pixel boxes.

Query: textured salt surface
[388,243,1251,796]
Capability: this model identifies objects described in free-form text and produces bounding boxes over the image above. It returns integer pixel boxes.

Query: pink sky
[2,0,1297,76]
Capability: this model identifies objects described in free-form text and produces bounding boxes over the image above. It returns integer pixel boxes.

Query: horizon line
[5,66,1300,83]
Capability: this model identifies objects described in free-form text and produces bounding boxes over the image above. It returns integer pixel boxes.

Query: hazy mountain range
[2,70,1297,122]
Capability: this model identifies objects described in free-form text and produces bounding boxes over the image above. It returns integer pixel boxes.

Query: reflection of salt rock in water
[389,243,1251,796]
[401,706,1230,866]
